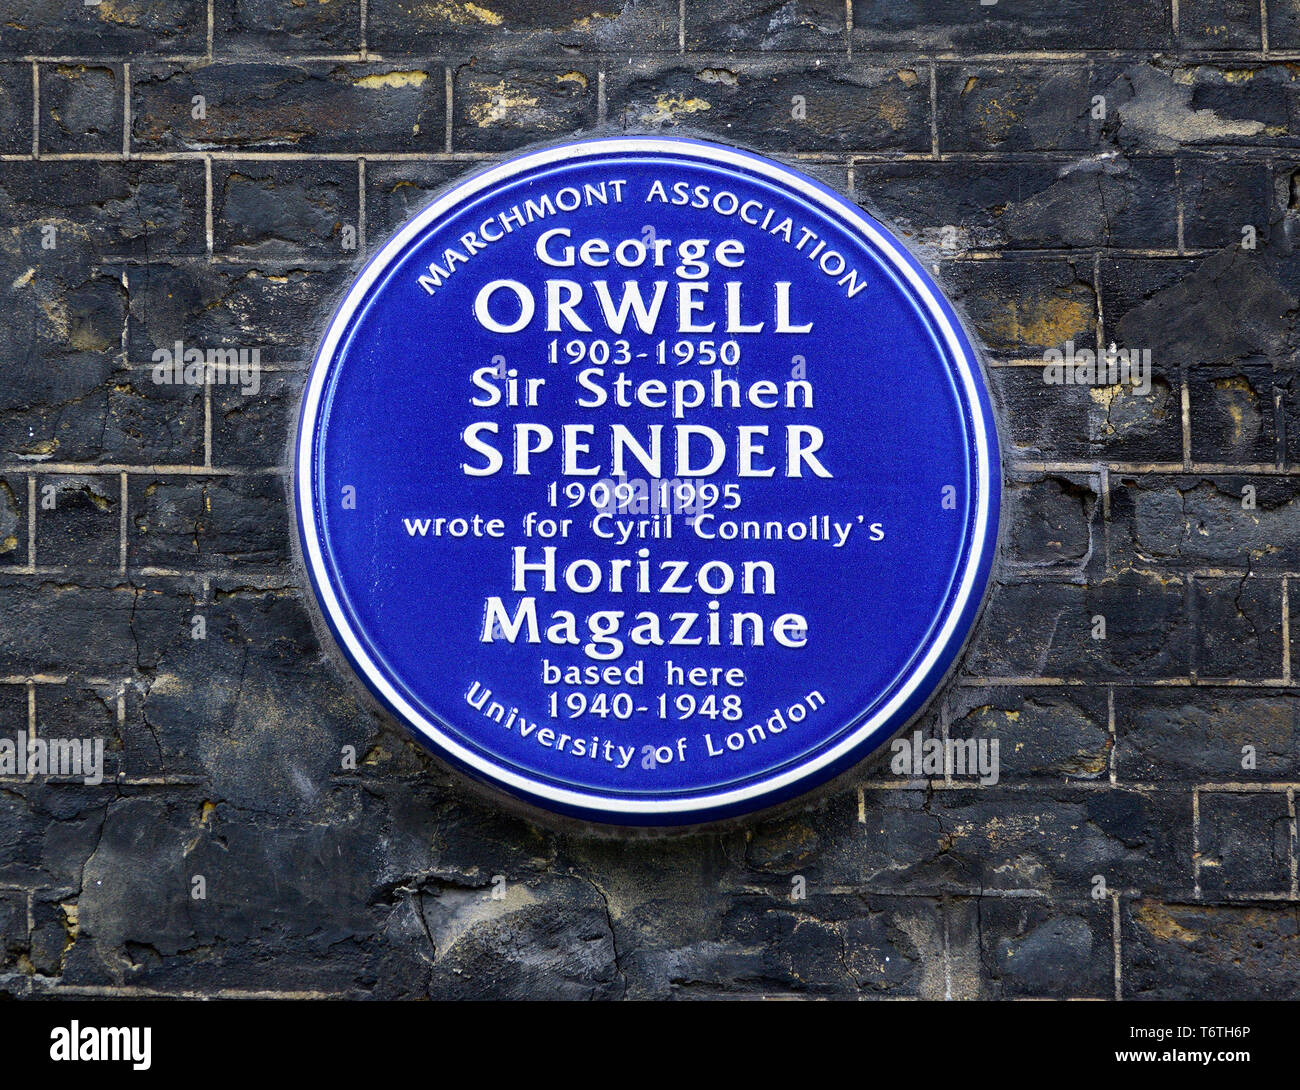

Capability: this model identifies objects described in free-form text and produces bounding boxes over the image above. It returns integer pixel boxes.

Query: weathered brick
[1109,63,1297,153]
[857,158,1178,254]
[1108,476,1300,570]
[452,61,597,153]
[853,0,1172,52]
[1194,575,1283,679]
[1267,0,1300,48]
[0,476,27,567]
[35,682,120,783]
[60,791,391,991]
[0,577,190,677]
[0,782,115,893]
[1123,898,1300,999]
[966,574,1193,679]
[364,160,463,243]
[0,0,208,57]
[945,256,1098,356]
[35,475,119,569]
[0,63,31,154]
[1184,159,1271,249]
[824,786,1194,895]
[0,161,207,260]
[39,64,123,155]
[127,261,349,365]
[1178,0,1264,49]
[1105,250,1295,372]
[949,685,1112,782]
[128,474,289,571]
[1189,366,1286,465]
[0,889,27,975]
[370,0,676,55]
[1197,790,1294,895]
[1002,471,1100,576]
[131,63,446,153]
[991,365,1182,464]
[687,0,844,52]
[210,369,303,468]
[213,161,358,258]
[1116,687,1300,782]
[609,60,930,153]
[935,63,1118,154]
[974,897,1114,999]
[213,0,363,55]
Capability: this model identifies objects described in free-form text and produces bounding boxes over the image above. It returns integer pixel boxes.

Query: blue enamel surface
[295,138,1001,826]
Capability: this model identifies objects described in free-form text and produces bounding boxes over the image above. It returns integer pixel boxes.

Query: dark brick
[61,791,394,991]
[1105,250,1295,373]
[213,0,363,55]
[0,679,24,735]
[852,0,1172,52]
[1197,790,1293,895]
[452,62,597,152]
[1002,471,1099,576]
[977,897,1113,999]
[1189,366,1285,465]
[1109,63,1296,153]
[945,256,1097,356]
[213,161,358,258]
[0,782,119,892]
[370,0,676,55]
[857,158,1178,254]
[364,160,463,244]
[687,0,844,52]
[210,369,302,468]
[1268,0,1300,48]
[36,475,119,569]
[0,63,32,154]
[0,577,190,677]
[0,477,27,568]
[0,0,207,57]
[1123,899,1300,999]
[610,60,930,153]
[131,63,446,153]
[830,786,1193,896]
[131,590,371,804]
[0,161,207,260]
[39,64,123,155]
[127,261,349,366]
[1194,575,1283,679]
[992,364,1182,463]
[1109,476,1300,570]
[0,889,27,975]
[1184,159,1271,249]
[128,473,289,571]
[35,682,120,783]
[422,876,621,999]
[936,63,1118,154]
[949,685,1112,782]
[1178,0,1264,49]
[2,361,205,467]
[967,573,1193,679]
[1116,688,1300,782]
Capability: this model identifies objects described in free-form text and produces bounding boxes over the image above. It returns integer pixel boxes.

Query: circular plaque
[295,136,1001,827]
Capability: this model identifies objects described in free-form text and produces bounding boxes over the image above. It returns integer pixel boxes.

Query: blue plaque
[295,137,1001,827]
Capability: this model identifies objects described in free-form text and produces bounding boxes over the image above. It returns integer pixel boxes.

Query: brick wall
[0,0,1298,999]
